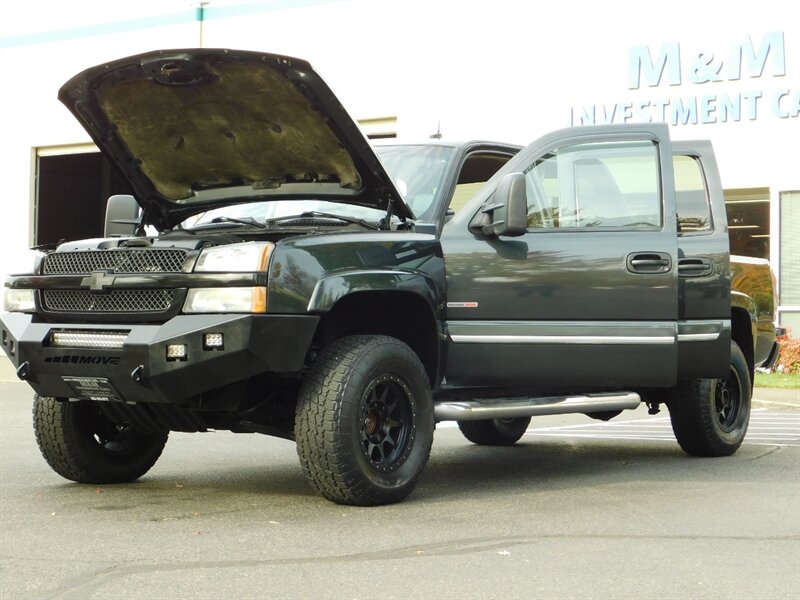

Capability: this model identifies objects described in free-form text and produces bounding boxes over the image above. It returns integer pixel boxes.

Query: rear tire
[295,335,434,506]
[667,341,751,456]
[458,417,531,446]
[33,395,168,483]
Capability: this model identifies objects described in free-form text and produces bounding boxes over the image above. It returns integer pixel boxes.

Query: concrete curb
[752,387,800,411]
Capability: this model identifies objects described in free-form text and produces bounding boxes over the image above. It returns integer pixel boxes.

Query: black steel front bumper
[0,312,319,404]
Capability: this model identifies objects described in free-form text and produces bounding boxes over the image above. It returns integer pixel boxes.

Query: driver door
[441,124,679,392]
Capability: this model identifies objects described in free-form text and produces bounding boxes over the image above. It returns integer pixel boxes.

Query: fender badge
[447,302,479,308]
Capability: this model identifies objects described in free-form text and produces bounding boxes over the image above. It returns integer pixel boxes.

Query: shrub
[774,329,800,375]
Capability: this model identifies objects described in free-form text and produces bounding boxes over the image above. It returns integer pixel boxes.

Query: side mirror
[480,172,527,237]
[104,194,141,237]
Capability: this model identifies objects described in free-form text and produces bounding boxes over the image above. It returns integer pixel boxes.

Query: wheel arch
[311,287,442,386]
[730,304,755,386]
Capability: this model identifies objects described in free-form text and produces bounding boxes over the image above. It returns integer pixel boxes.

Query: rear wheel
[295,335,434,506]
[33,395,168,483]
[667,341,751,456]
[458,417,531,446]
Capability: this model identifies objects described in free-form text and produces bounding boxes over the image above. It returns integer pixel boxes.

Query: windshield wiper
[208,216,267,228]
[265,211,381,231]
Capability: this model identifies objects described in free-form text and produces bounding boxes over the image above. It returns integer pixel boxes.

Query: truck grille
[44,249,188,274]
[43,289,175,313]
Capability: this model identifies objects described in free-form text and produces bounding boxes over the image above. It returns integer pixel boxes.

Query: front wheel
[33,395,168,483]
[295,335,434,506]
[667,341,751,456]
[458,417,531,446]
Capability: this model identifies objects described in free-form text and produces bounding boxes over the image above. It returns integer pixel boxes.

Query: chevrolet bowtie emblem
[81,271,116,292]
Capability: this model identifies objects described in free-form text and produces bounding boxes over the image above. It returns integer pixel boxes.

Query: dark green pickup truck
[0,49,779,505]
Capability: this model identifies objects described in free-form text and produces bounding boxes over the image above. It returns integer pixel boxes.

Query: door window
[523,141,661,230]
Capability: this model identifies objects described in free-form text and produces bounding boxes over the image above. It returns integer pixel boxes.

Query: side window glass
[674,155,712,233]
[449,153,514,215]
[523,141,661,230]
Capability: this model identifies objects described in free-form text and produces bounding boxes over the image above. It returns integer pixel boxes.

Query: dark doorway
[36,152,134,246]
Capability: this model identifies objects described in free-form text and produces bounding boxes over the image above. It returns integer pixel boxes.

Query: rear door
[441,124,679,391]
[672,141,731,379]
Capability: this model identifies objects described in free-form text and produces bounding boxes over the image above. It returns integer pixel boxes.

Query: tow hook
[130,365,145,382]
[16,361,30,380]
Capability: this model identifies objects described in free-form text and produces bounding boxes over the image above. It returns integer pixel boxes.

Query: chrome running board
[434,392,641,421]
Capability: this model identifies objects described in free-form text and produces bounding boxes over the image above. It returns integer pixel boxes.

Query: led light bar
[51,330,129,350]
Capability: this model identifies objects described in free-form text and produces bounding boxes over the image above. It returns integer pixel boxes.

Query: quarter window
[674,155,712,233]
[449,152,515,216]
[523,141,661,230]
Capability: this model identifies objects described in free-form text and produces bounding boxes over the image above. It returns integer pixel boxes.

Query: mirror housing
[480,172,527,237]
[104,194,141,237]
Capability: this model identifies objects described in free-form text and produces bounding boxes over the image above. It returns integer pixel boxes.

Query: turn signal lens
[183,288,267,313]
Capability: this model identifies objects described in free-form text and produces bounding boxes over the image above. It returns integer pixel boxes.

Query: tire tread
[33,395,168,483]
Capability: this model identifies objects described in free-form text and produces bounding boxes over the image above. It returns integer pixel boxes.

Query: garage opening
[35,147,134,246]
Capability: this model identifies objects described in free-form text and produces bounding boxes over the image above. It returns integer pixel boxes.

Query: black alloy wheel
[359,375,415,473]
[714,366,743,432]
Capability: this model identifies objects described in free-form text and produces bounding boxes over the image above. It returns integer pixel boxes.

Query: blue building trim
[0,1,324,49]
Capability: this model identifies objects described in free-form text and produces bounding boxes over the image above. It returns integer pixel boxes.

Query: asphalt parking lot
[1,381,798,600]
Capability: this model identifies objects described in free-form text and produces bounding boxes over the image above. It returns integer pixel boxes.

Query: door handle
[626,252,672,274]
[678,257,713,277]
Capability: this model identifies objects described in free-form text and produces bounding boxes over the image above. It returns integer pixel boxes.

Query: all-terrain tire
[667,341,751,457]
[457,417,531,446]
[33,395,168,483]
[295,335,434,506]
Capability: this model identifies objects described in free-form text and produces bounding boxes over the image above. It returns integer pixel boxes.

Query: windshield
[183,144,456,228]
[374,144,455,222]
[185,200,388,228]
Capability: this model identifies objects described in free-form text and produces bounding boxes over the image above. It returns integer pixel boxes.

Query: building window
[724,188,770,259]
[780,190,800,334]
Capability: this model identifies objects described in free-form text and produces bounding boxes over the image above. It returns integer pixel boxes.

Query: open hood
[59,49,412,229]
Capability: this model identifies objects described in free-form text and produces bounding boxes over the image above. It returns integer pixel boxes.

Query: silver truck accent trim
[434,392,641,421]
[447,320,676,345]
[676,319,728,342]
[676,333,720,341]
[450,335,672,344]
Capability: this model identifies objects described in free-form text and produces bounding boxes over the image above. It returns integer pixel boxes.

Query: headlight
[3,288,36,312]
[3,249,46,311]
[183,288,267,313]
[194,242,273,272]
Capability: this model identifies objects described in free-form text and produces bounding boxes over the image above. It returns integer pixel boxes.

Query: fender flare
[307,269,442,314]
